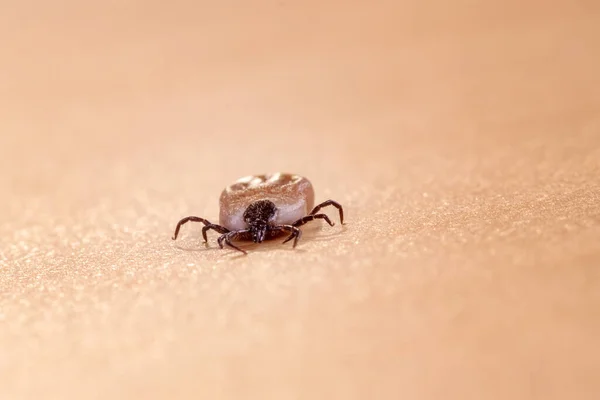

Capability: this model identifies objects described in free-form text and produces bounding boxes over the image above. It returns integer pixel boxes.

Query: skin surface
[1,1,600,399]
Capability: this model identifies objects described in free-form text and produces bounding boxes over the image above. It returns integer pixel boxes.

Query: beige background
[1,1,600,399]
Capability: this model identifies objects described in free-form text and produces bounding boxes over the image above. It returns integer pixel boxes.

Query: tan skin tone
[1,1,599,399]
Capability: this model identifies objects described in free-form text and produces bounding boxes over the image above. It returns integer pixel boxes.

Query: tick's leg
[274,225,302,248]
[309,200,344,224]
[292,213,334,228]
[201,224,229,243]
[172,216,229,241]
[218,230,249,254]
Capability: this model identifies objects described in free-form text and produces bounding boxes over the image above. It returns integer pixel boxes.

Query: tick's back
[219,173,315,230]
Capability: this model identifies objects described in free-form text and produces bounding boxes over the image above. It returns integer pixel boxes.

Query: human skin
[1,1,599,399]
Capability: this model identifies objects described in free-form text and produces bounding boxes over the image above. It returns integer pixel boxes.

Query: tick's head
[243,200,277,243]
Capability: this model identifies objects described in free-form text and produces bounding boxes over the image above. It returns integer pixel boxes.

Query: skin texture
[1,1,600,399]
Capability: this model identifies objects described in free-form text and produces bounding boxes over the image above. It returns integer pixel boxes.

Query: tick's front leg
[173,216,206,240]
[218,231,249,254]
[172,216,230,242]
[274,225,302,248]
[201,224,230,243]
[292,213,334,228]
[309,200,344,224]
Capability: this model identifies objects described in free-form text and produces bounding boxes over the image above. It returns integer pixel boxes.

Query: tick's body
[172,173,344,254]
[219,173,315,230]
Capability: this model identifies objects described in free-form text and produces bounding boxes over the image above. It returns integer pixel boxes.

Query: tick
[172,173,344,254]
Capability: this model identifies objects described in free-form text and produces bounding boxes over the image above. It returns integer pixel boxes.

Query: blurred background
[1,1,599,399]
